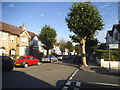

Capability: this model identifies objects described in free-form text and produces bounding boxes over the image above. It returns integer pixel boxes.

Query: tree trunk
[47,49,49,56]
[80,38,88,67]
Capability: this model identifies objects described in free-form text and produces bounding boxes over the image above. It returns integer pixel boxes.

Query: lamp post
[108,44,119,71]
[108,48,111,70]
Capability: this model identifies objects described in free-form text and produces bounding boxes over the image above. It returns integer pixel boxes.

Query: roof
[55,42,60,46]
[27,31,39,39]
[107,30,113,37]
[0,21,24,35]
[0,21,39,39]
[112,24,120,33]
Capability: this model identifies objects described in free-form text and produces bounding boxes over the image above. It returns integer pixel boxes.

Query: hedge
[95,49,120,61]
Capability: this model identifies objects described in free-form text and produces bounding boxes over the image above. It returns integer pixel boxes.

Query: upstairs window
[10,35,14,42]
[21,37,28,44]
[2,32,7,40]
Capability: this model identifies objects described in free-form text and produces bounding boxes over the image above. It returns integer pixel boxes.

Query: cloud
[57,34,71,42]
[40,13,44,17]
[3,11,7,14]
[58,12,62,16]
[8,4,14,8]
[95,30,108,43]
[53,10,57,13]
[101,12,105,15]
[101,3,110,9]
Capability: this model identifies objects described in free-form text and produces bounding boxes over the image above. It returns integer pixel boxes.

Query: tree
[66,41,74,53]
[86,38,98,61]
[97,43,106,50]
[65,2,104,67]
[59,39,67,55]
[75,44,81,55]
[39,25,57,55]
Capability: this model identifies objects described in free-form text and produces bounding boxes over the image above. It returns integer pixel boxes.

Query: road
[2,59,120,89]
[2,60,77,88]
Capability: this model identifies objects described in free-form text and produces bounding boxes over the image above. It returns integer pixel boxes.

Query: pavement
[62,60,120,89]
[79,60,120,77]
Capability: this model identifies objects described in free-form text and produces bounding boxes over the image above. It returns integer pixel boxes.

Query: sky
[1,1,119,45]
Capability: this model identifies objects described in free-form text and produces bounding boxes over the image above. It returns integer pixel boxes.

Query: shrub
[95,49,120,61]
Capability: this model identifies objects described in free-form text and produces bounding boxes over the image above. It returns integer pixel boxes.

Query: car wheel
[37,61,41,65]
[50,60,52,63]
[24,63,28,68]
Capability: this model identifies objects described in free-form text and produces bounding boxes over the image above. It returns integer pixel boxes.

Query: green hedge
[95,49,120,61]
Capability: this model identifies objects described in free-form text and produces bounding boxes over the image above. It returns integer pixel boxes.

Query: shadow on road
[90,67,120,77]
[52,59,80,68]
[2,70,56,89]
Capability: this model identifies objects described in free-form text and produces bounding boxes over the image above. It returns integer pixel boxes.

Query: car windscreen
[18,57,25,60]
[48,55,55,58]
[43,56,48,58]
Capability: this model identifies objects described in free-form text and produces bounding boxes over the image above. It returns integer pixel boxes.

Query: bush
[31,51,44,61]
[95,49,120,61]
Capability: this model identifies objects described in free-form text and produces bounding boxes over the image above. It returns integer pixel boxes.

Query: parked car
[73,55,82,63]
[1,56,14,72]
[41,55,58,63]
[57,55,63,60]
[15,56,40,68]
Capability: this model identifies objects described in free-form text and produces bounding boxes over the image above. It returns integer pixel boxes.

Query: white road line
[62,86,68,90]
[69,76,73,80]
[76,82,81,87]
[66,80,72,85]
[74,87,80,90]
[69,69,78,80]
[86,82,119,87]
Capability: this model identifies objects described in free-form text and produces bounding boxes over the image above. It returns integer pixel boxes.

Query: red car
[15,56,40,68]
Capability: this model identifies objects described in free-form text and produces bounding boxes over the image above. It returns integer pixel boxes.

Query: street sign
[109,44,119,49]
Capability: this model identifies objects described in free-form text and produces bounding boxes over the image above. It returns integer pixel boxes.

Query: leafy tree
[39,25,57,55]
[86,38,98,61]
[65,2,104,67]
[66,41,74,53]
[97,43,107,50]
[59,39,67,55]
[75,44,81,55]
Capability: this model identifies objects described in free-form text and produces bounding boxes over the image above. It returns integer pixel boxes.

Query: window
[21,37,28,43]
[18,57,25,60]
[26,57,31,59]
[10,35,14,42]
[2,32,7,40]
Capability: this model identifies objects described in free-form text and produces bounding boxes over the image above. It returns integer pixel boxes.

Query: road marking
[86,82,119,87]
[76,82,81,87]
[74,87,79,90]
[69,69,78,80]
[66,81,72,85]
[62,86,68,90]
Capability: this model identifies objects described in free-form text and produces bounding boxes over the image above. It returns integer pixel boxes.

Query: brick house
[0,21,31,56]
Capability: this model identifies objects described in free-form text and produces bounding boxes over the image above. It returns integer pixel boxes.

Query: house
[51,42,61,55]
[106,23,120,46]
[0,21,62,56]
[28,31,45,54]
[0,21,31,56]
[106,30,113,45]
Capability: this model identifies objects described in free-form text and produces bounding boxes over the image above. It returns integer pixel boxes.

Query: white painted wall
[96,58,120,69]
[19,46,29,56]
[0,49,2,56]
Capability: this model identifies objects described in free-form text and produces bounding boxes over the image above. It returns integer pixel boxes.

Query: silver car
[41,55,58,63]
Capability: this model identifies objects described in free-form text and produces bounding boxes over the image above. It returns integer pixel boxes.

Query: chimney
[20,24,26,31]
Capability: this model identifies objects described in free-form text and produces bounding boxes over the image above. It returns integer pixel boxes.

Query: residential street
[2,59,120,89]
[2,60,77,88]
